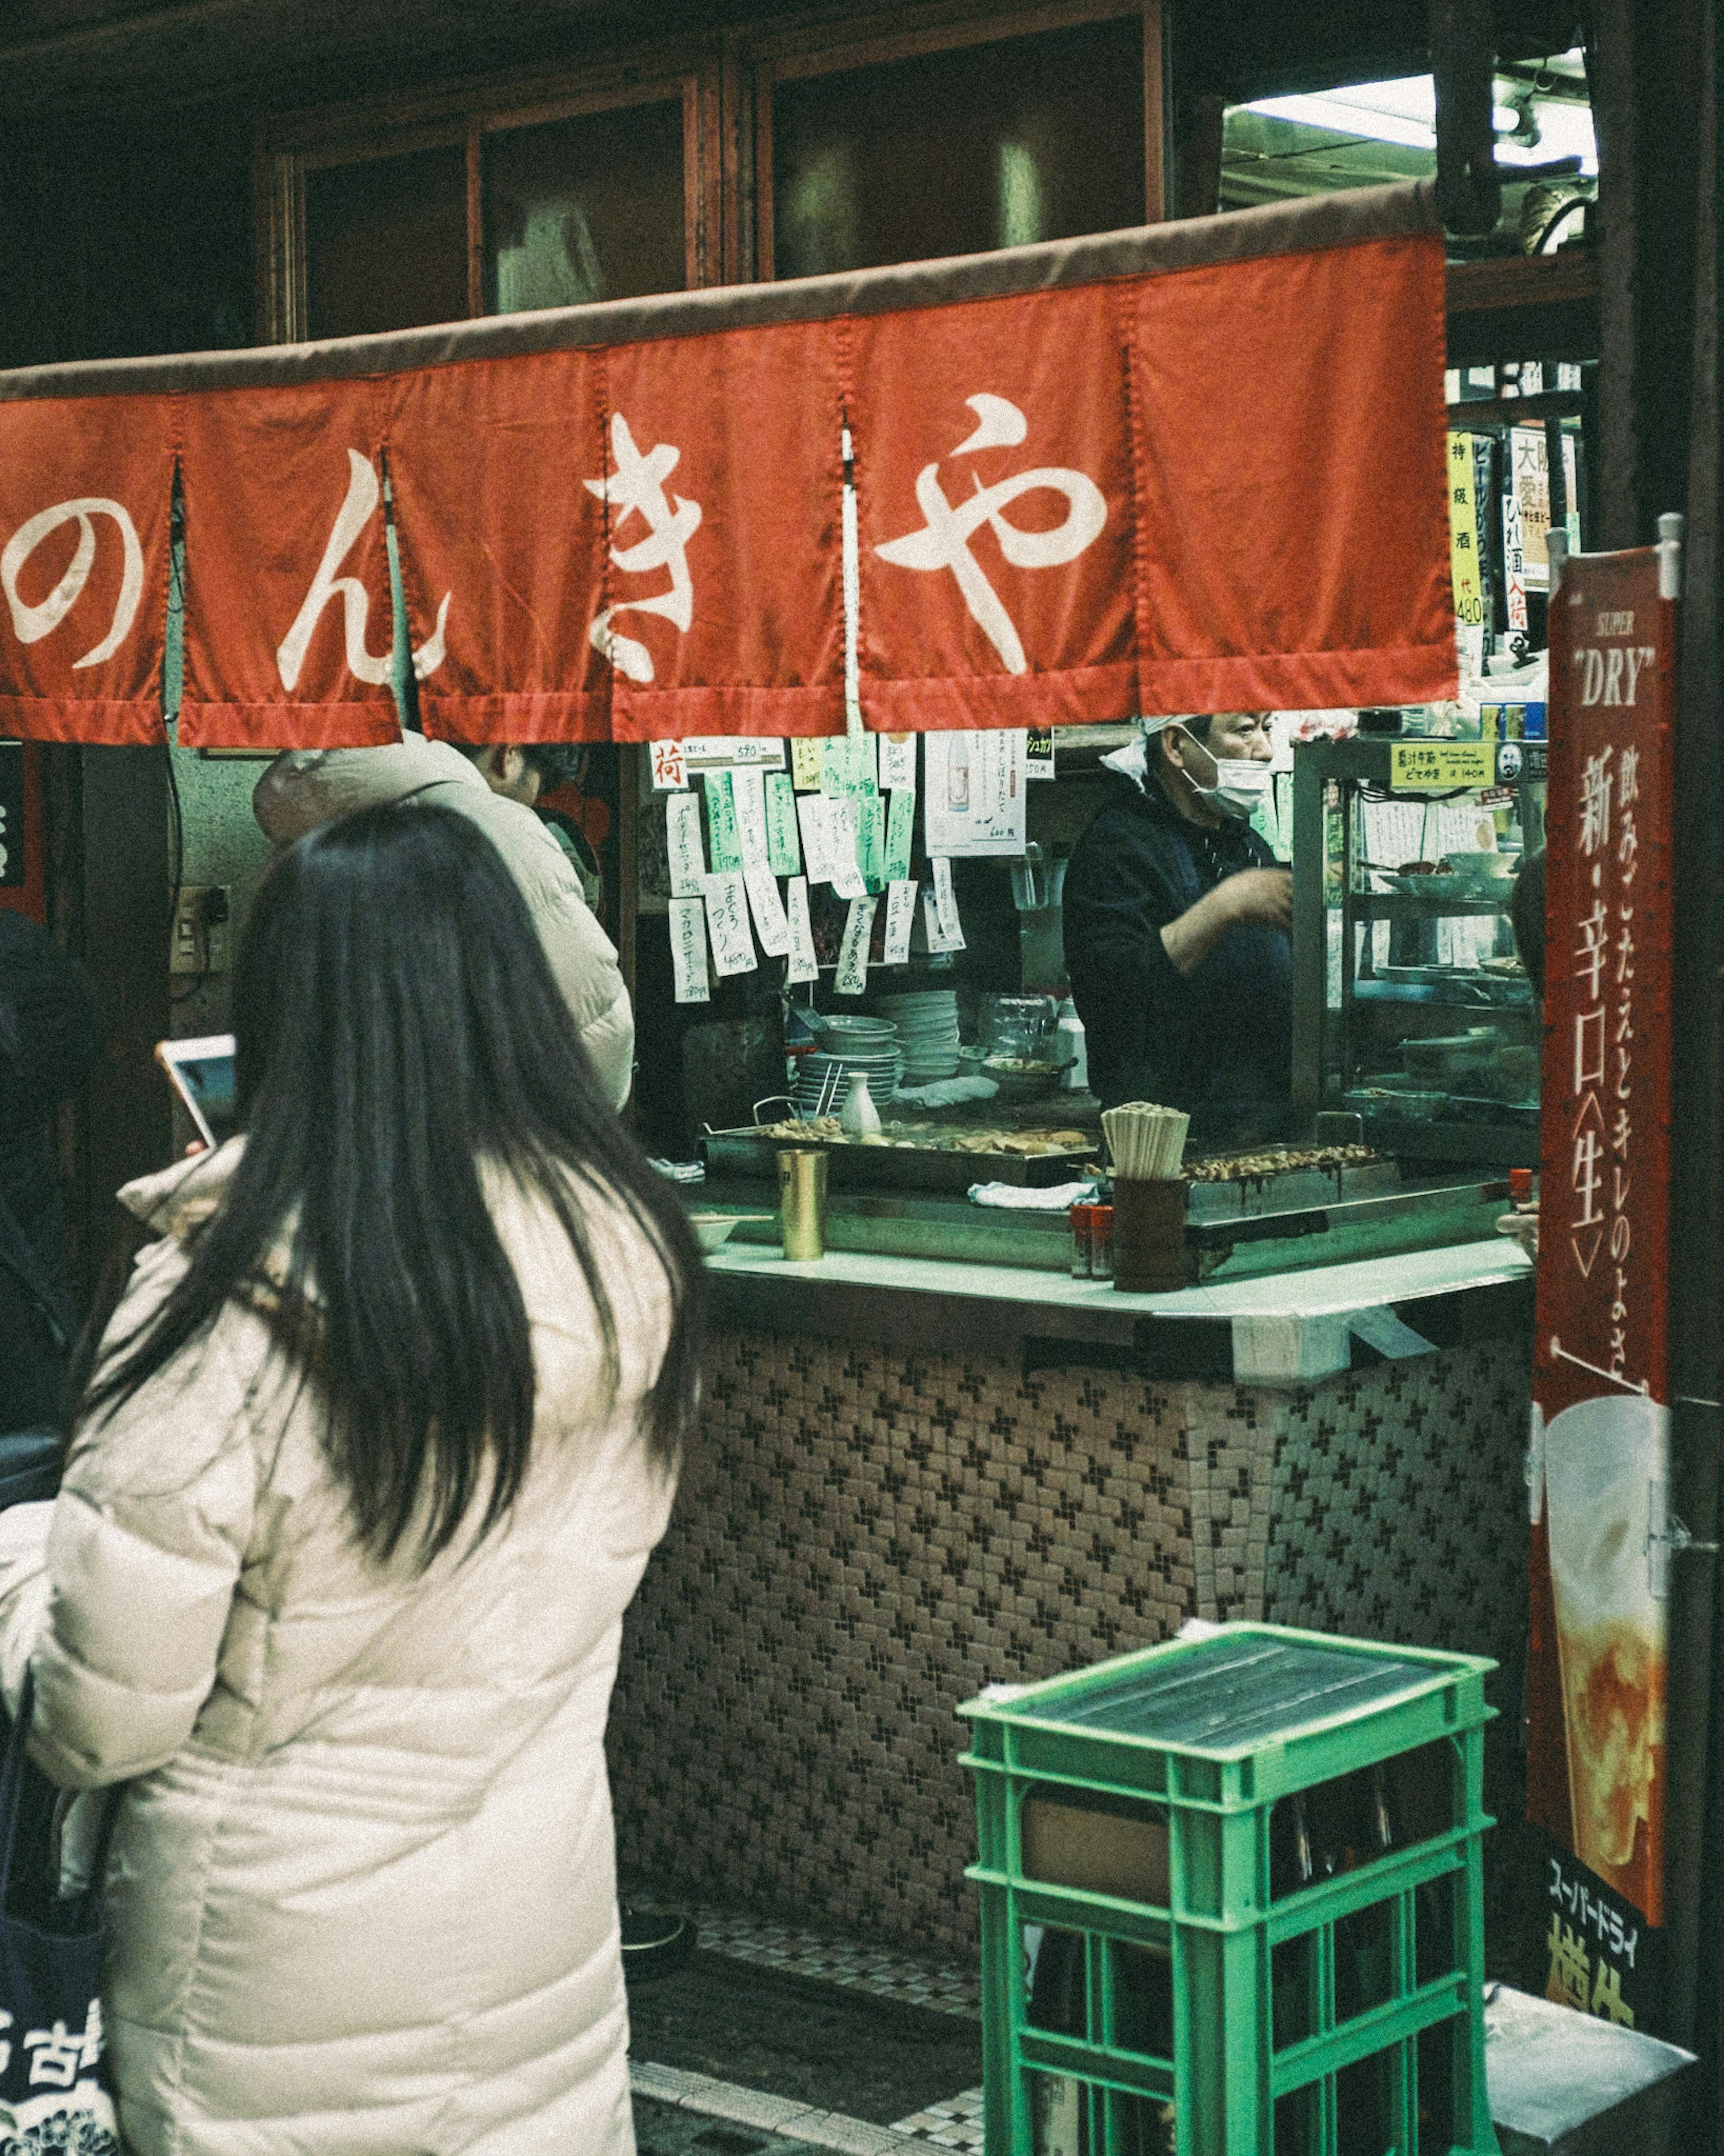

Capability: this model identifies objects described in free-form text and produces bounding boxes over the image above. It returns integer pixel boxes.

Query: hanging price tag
[856,798,887,893]
[834,895,879,996]
[879,733,917,791]
[765,774,802,875]
[883,879,917,966]
[743,858,790,957]
[786,876,819,984]
[701,871,756,975]
[703,772,743,871]
[1389,741,1496,790]
[791,738,825,790]
[730,765,770,868]
[931,856,965,950]
[884,789,915,882]
[830,800,867,901]
[664,790,705,898]
[1025,727,1056,779]
[668,898,710,1003]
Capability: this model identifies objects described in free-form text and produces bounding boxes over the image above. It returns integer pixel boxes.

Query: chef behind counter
[1063,712,1294,1152]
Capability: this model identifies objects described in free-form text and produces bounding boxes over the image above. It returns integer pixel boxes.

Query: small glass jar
[1069,1202,1094,1279]
[1089,1204,1114,1281]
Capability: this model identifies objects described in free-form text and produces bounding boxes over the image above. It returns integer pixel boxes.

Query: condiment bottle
[1069,1203,1093,1279]
[1089,1204,1114,1280]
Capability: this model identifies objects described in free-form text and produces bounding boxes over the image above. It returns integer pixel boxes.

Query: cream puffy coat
[252,739,635,1111]
[0,1142,676,2155]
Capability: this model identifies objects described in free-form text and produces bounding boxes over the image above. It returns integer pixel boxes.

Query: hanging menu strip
[668,898,710,1003]
[743,857,791,957]
[703,772,743,871]
[830,800,867,901]
[665,790,705,898]
[856,798,886,893]
[765,773,802,876]
[931,856,966,949]
[879,733,916,792]
[731,764,770,868]
[791,738,825,790]
[702,871,756,975]
[884,879,917,966]
[884,789,915,882]
[834,896,879,997]
[786,876,819,984]
[796,792,834,882]
[922,891,949,955]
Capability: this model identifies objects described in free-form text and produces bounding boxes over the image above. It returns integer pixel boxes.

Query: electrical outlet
[170,885,232,975]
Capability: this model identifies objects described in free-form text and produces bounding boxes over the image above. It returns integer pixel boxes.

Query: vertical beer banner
[1529,533,1679,2028]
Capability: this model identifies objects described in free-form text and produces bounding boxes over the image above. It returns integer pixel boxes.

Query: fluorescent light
[1246,92,1435,152]
[1242,68,1597,178]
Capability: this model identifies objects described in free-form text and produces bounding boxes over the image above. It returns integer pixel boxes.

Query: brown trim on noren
[0,180,1439,404]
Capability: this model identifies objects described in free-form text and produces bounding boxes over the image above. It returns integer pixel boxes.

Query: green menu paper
[765,773,802,876]
[856,798,887,893]
[703,771,743,872]
[884,789,915,882]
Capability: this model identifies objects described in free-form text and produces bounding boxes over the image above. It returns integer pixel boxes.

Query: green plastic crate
[959,1622,1500,2156]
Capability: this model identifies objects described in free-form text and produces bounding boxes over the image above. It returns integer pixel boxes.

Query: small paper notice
[743,858,791,957]
[731,765,770,868]
[786,876,819,983]
[923,730,1027,856]
[856,797,886,893]
[834,896,879,996]
[797,792,833,882]
[884,789,915,882]
[1025,727,1056,779]
[765,773,802,876]
[883,879,917,966]
[879,733,917,792]
[702,871,757,975]
[931,856,966,950]
[669,897,710,1002]
[791,737,825,790]
[665,790,705,898]
[703,772,743,871]
[922,891,950,955]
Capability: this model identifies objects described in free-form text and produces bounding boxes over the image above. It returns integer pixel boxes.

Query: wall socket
[170,884,232,975]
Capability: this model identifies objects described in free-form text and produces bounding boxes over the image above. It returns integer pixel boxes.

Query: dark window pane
[305,144,468,339]
[771,17,1145,281]
[484,100,686,313]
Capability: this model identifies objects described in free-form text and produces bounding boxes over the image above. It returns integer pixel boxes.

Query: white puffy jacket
[0,1142,675,2155]
[252,739,634,1111]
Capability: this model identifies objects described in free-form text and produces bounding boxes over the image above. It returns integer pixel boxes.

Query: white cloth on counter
[968,1179,1099,1210]
[649,1157,706,1183]
[895,1075,999,1108]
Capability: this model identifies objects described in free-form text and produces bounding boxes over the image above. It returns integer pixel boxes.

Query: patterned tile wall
[608,1329,1530,1954]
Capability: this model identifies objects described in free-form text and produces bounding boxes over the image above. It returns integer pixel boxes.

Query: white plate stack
[795,1015,903,1115]
[876,991,961,1084]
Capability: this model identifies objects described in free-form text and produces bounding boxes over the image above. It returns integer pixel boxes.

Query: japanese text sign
[1528,540,1676,1954]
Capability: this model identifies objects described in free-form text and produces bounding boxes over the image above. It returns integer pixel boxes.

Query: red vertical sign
[1530,539,1676,2024]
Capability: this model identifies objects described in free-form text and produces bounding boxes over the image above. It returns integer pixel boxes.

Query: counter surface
[702,1237,1534,1383]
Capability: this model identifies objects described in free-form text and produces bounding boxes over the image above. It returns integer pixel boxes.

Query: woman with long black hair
[0,801,703,2155]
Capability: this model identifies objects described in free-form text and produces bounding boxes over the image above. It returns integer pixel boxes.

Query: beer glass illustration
[1542,1393,1668,1891]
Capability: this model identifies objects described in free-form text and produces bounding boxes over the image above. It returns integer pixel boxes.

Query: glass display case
[1290,734,1546,1167]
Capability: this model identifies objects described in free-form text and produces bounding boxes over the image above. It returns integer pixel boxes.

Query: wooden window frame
[726,0,1167,285]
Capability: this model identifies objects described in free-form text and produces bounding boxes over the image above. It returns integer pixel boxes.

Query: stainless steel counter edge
[699,1240,1536,1385]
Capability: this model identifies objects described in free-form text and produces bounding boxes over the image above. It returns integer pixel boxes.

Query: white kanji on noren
[874,392,1107,674]
[1,498,144,670]
[276,451,449,692]
[586,413,703,685]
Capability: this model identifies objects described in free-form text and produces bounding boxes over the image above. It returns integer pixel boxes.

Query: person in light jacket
[252,736,634,1110]
[0,801,703,2155]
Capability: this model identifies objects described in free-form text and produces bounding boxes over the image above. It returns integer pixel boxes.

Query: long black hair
[70,800,704,1566]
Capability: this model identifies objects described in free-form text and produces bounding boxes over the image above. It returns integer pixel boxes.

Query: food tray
[700,1124,1097,1191]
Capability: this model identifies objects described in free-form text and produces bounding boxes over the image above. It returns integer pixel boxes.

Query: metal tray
[700,1124,1098,1191]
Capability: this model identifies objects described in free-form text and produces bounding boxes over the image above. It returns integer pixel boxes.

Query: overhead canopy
[0,180,1456,748]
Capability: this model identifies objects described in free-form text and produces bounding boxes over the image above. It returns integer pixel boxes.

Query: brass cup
[777,1148,829,1261]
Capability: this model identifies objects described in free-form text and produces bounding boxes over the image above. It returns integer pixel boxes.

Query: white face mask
[1178,728,1273,819]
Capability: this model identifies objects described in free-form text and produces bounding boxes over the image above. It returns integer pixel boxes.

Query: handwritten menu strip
[879,733,916,792]
[786,877,819,983]
[856,798,886,893]
[931,856,966,949]
[791,738,824,790]
[830,800,867,900]
[822,734,877,800]
[884,879,918,966]
[834,895,879,996]
[731,765,770,868]
[885,789,915,882]
[743,858,791,957]
[765,774,802,876]
[703,772,743,872]
[665,790,705,898]
[796,793,833,882]
[702,871,756,975]
[922,892,950,955]
[668,898,710,1003]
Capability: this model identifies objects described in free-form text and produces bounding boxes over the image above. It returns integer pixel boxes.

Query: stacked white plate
[876,991,961,1083]
[793,1047,904,1116]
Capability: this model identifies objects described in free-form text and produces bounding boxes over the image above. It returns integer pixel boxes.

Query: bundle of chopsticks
[1102,1101,1190,1181]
